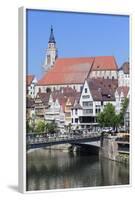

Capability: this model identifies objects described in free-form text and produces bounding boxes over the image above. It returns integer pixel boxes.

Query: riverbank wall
[99,136,129,164]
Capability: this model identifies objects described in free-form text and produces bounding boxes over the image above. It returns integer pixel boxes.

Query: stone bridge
[27,133,101,150]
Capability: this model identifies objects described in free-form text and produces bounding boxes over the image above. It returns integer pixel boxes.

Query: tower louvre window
[47,55,51,64]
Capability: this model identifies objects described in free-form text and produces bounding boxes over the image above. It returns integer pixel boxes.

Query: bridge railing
[27,132,101,145]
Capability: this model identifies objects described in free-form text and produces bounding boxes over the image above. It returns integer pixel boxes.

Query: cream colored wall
[90,70,118,79]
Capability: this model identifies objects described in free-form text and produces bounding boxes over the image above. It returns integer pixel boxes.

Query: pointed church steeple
[49,25,56,43]
[43,26,58,73]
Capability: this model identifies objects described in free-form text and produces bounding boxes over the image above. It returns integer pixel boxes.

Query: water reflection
[26,148,129,191]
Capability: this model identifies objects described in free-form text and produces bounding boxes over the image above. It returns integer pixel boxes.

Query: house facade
[118,61,129,87]
[115,86,129,114]
[34,92,50,121]
[71,78,117,131]
[124,102,129,132]
[45,94,65,131]
[26,75,37,98]
[26,97,35,127]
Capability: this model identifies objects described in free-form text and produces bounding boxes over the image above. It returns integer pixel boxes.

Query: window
[46,87,51,93]
[75,118,78,123]
[75,109,78,115]
[82,95,90,99]
[83,109,93,114]
[72,118,73,123]
[96,108,100,113]
[85,88,87,93]
[82,101,93,107]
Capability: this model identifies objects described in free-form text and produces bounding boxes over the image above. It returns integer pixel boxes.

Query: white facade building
[45,95,65,130]
[118,62,129,87]
[26,75,37,98]
[115,86,129,114]
[124,103,129,132]
[71,79,117,130]
[35,83,82,95]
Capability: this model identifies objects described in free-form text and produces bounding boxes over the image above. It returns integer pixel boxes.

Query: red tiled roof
[38,57,94,85]
[91,56,118,71]
[26,75,35,86]
[73,103,83,110]
[87,78,118,101]
[116,86,129,97]
[38,92,51,105]
[26,97,35,108]
[38,56,118,86]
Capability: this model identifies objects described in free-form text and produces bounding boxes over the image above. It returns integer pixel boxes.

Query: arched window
[46,87,51,93]
[47,55,51,64]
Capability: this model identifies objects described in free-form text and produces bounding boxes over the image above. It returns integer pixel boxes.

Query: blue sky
[26,9,129,79]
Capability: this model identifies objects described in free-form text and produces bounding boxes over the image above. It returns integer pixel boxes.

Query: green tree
[35,120,46,133]
[119,98,129,125]
[97,103,120,132]
[45,121,58,134]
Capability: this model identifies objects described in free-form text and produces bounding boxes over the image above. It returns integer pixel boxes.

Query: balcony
[79,116,96,124]
[45,115,55,121]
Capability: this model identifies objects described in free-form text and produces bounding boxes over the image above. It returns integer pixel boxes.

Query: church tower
[43,26,58,73]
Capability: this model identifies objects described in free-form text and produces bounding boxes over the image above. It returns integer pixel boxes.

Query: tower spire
[49,25,56,43]
[43,26,58,73]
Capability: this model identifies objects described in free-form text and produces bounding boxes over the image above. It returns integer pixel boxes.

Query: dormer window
[85,88,87,93]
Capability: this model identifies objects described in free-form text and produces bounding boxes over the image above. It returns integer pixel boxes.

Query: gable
[80,80,93,104]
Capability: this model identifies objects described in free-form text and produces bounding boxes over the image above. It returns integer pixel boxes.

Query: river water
[26,148,129,191]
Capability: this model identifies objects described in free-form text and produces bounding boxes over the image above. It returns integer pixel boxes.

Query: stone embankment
[100,135,129,164]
